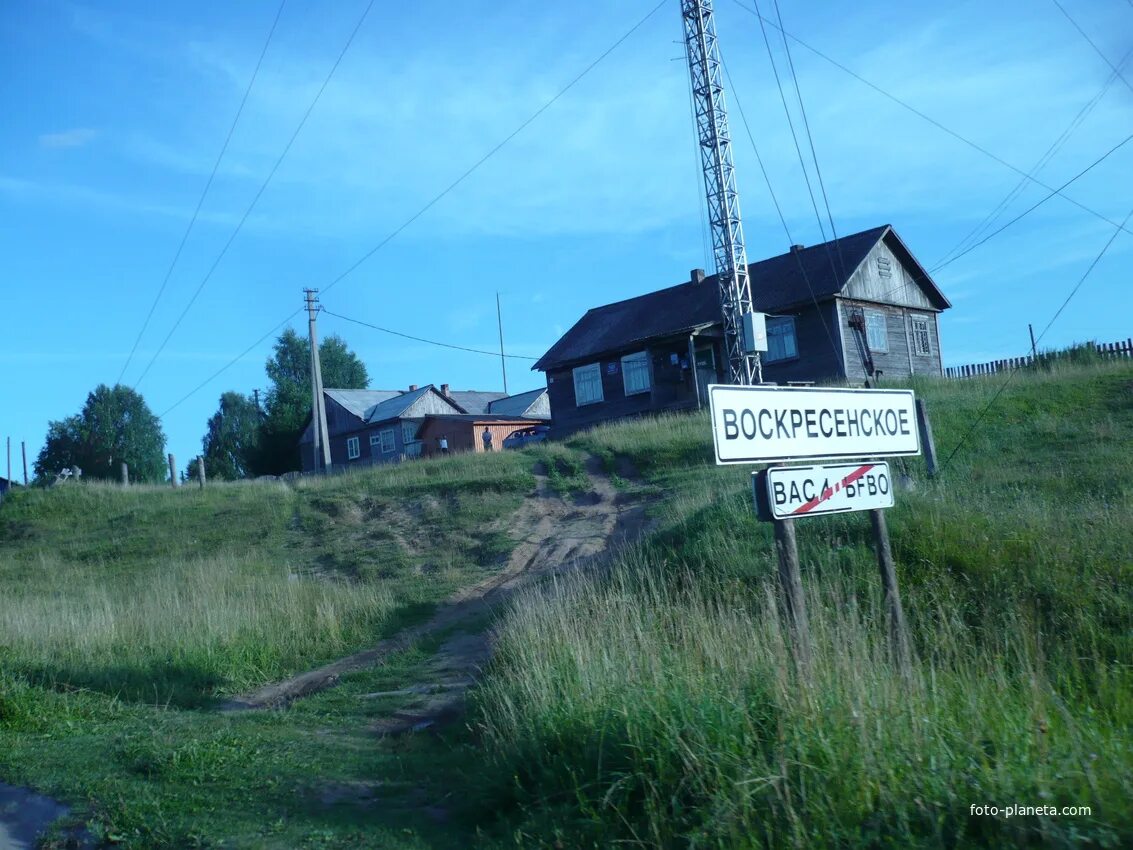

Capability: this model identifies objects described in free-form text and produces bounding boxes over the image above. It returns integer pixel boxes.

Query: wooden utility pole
[1028,323,1038,361]
[197,456,206,489]
[869,508,911,672]
[915,400,938,478]
[5,437,9,486]
[305,289,332,472]
[496,292,508,394]
[168,453,178,487]
[21,441,28,485]
[252,388,261,414]
[120,462,129,486]
[772,517,811,669]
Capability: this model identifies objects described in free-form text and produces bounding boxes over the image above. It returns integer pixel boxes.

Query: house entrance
[695,345,717,406]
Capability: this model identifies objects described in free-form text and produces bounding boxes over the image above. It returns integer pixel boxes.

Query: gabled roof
[325,389,403,421]
[364,385,440,423]
[533,225,947,372]
[447,390,507,414]
[487,387,548,417]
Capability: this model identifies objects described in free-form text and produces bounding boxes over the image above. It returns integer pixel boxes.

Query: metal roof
[487,387,548,417]
[533,225,948,371]
[446,390,507,414]
[324,389,403,420]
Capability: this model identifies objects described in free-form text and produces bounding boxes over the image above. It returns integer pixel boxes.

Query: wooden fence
[944,339,1133,378]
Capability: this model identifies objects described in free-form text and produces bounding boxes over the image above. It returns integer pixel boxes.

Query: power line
[722,59,840,360]
[933,46,1132,268]
[770,0,847,281]
[116,0,288,387]
[317,0,668,300]
[154,0,666,419]
[1050,0,1133,93]
[939,203,1133,473]
[929,132,1133,275]
[322,308,538,360]
[134,0,379,391]
[729,0,1133,239]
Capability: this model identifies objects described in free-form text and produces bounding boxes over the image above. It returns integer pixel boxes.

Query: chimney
[790,244,805,253]
[440,383,450,397]
[690,268,705,284]
[408,384,418,392]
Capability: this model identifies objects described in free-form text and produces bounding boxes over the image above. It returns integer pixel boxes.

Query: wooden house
[533,225,949,436]
[298,383,550,471]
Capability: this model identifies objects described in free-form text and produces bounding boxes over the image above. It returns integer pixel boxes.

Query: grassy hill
[1,360,1130,847]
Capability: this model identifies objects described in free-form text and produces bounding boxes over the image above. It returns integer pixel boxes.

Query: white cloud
[38,128,99,149]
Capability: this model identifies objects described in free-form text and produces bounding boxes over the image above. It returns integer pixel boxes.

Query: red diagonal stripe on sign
[791,464,875,515]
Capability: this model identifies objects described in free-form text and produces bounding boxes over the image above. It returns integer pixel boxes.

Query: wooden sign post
[712,384,924,670]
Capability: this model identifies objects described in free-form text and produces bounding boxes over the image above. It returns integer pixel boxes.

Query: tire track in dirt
[219,457,651,713]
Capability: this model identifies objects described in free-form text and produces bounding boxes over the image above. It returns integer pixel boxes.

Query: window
[401,421,419,444]
[378,429,396,453]
[621,351,650,396]
[572,363,603,406]
[765,317,798,363]
[346,436,360,460]
[911,316,932,356]
[866,311,889,353]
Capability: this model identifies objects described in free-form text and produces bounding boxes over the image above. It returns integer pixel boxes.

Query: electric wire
[939,203,1133,473]
[729,0,1133,238]
[134,0,379,391]
[933,46,1131,268]
[322,309,539,360]
[1050,0,1133,92]
[155,0,667,419]
[116,0,288,387]
[771,0,847,282]
[723,60,840,360]
[749,0,828,246]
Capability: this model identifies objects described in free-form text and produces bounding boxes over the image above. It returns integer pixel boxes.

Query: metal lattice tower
[681,0,759,385]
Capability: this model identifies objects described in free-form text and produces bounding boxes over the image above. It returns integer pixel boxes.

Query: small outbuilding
[416,414,546,456]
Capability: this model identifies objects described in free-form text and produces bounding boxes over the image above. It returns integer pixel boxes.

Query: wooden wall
[761,302,845,384]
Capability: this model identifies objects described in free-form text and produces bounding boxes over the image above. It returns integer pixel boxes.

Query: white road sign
[758,462,894,519]
[708,385,920,464]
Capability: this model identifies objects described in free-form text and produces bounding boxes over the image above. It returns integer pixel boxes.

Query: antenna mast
[681,0,760,385]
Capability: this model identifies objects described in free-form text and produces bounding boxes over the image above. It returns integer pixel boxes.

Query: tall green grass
[474,361,1133,847]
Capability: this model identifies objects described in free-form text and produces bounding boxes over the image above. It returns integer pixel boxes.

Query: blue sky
[2,0,1131,476]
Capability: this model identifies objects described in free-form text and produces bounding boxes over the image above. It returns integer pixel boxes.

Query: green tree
[190,392,261,480]
[254,330,369,474]
[34,385,166,482]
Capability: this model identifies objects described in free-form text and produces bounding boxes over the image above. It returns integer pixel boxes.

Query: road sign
[754,462,894,520]
[708,384,920,464]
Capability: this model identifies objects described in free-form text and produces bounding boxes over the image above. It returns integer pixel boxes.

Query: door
[694,344,716,406]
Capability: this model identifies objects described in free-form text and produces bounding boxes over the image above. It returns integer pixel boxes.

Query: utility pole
[305,289,332,472]
[681,0,760,386]
[21,441,28,485]
[252,388,261,414]
[496,292,508,395]
[1028,323,1038,361]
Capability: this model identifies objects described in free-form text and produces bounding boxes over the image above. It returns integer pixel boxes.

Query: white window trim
[866,310,889,353]
[346,436,360,460]
[911,315,932,357]
[572,362,603,406]
[621,351,650,396]
[379,428,396,453]
[401,421,419,443]
[764,316,798,363]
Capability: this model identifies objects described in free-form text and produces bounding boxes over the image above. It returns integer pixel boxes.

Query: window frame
[764,316,799,363]
[865,310,889,353]
[910,315,932,357]
[620,351,651,396]
[346,436,360,460]
[572,362,604,406]
[401,421,419,444]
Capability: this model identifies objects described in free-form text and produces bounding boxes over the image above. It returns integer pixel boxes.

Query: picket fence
[944,338,1133,379]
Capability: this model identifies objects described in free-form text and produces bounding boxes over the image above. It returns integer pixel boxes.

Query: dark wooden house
[533,225,949,436]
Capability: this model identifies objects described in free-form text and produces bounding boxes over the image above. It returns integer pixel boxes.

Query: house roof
[364,385,440,423]
[487,387,548,417]
[324,388,404,421]
[419,414,544,423]
[533,225,948,371]
[447,390,507,414]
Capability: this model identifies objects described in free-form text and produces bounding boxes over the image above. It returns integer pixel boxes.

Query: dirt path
[221,458,649,714]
